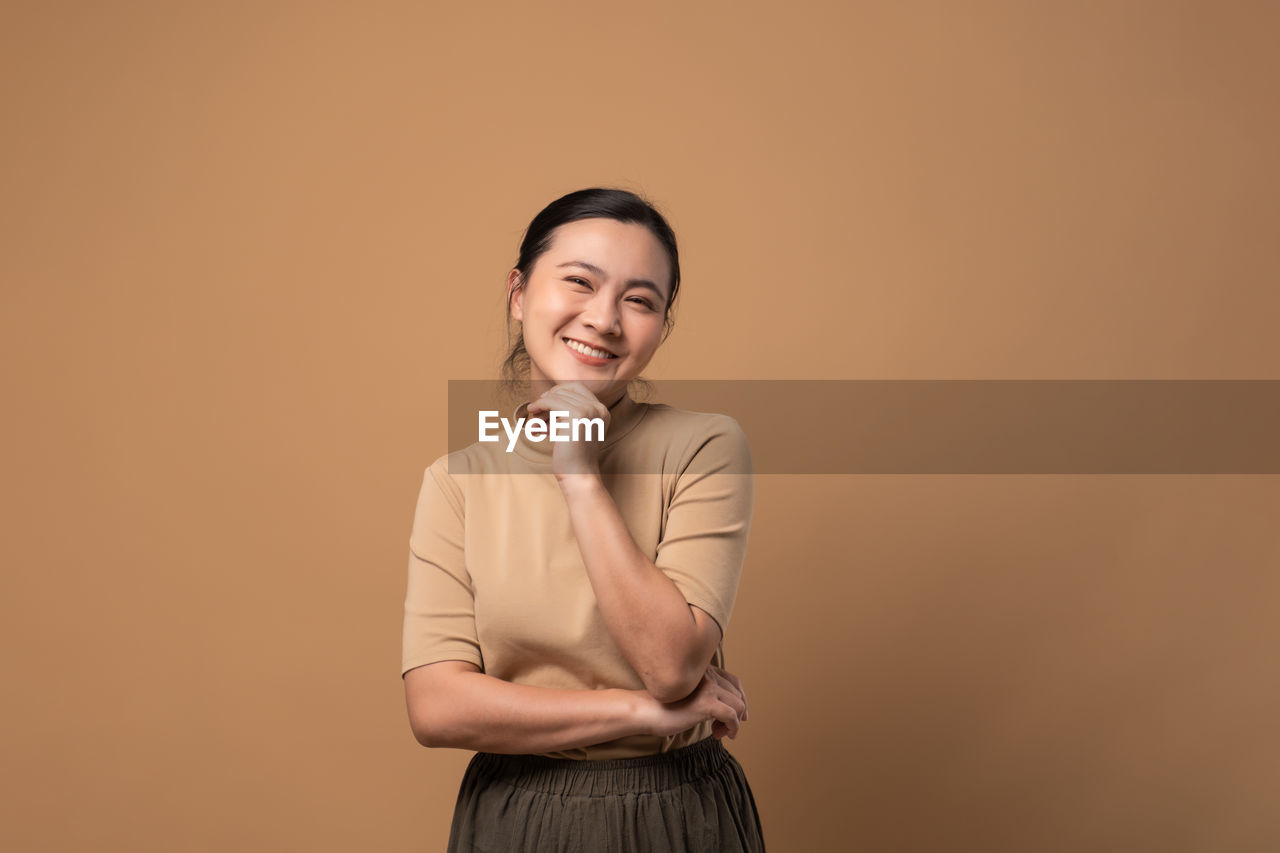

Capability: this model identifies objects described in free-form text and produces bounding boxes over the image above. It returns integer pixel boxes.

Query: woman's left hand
[527,381,612,480]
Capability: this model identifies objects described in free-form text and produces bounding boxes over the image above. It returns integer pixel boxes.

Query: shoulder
[418,450,473,511]
[418,436,538,506]
[633,403,751,474]
[638,402,746,437]
[423,436,510,480]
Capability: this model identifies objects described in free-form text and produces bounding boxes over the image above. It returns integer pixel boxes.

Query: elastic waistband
[468,736,731,796]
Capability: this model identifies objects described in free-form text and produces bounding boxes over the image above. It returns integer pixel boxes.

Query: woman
[401,188,766,852]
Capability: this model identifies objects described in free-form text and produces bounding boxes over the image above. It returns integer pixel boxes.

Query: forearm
[408,665,653,754]
[558,474,710,700]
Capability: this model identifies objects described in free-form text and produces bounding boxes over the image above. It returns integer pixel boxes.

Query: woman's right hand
[636,665,751,740]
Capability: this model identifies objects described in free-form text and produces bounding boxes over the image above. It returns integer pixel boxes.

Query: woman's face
[509,217,672,402]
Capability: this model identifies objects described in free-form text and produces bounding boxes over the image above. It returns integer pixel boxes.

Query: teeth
[565,338,616,359]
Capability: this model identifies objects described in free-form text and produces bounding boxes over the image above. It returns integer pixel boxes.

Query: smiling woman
[401,188,766,852]
[507,215,671,403]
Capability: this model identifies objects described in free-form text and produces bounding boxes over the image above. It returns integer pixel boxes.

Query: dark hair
[500,188,681,395]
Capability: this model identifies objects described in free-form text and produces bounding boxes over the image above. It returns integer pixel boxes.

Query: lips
[562,337,619,358]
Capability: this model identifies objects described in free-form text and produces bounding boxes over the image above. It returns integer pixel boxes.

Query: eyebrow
[556,260,668,303]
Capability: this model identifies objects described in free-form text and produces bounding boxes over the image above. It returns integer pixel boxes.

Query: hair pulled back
[500,188,680,394]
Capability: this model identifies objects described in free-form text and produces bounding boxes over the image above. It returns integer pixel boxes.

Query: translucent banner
[445,380,1280,474]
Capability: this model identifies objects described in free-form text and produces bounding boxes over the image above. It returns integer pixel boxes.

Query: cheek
[634,316,666,343]
[626,326,665,358]
[524,301,568,333]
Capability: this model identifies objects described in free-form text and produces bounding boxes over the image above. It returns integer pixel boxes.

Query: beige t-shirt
[401,390,754,760]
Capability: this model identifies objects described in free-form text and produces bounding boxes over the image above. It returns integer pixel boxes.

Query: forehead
[542,218,671,294]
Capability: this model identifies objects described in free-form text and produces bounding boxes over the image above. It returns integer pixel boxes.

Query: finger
[529,389,607,421]
[556,390,608,421]
[695,681,741,739]
[713,668,744,701]
[710,681,746,724]
[707,668,747,719]
[717,668,744,695]
[716,701,741,739]
[559,382,606,406]
[527,391,570,414]
[727,691,747,725]
[718,670,748,720]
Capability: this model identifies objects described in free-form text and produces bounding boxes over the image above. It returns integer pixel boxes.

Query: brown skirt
[446,736,766,852]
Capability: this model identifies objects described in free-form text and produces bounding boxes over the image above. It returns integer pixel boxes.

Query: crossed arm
[403,472,741,754]
[404,658,747,754]
[556,473,724,702]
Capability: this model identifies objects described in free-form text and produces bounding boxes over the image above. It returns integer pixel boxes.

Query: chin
[578,377,617,392]
[572,376,620,396]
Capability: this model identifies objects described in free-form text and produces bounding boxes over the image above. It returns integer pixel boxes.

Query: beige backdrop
[2,1,1277,851]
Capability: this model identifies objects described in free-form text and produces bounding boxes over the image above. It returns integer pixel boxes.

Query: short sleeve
[401,457,483,677]
[653,416,754,638]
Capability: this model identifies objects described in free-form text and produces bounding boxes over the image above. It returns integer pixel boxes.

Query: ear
[507,269,524,322]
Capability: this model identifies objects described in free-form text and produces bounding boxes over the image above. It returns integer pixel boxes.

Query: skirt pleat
[446,736,766,852]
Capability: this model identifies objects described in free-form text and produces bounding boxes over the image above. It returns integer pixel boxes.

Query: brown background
[2,1,1277,850]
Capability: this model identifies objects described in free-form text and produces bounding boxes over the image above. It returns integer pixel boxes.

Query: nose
[581,292,621,336]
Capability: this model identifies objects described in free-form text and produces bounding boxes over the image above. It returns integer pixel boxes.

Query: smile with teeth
[563,337,618,359]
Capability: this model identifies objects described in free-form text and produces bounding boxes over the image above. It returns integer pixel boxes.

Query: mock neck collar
[508,389,645,463]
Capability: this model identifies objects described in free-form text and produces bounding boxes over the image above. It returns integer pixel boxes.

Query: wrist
[618,688,660,737]
[556,471,604,493]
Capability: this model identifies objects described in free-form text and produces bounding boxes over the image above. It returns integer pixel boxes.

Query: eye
[566,277,591,288]
[626,296,656,310]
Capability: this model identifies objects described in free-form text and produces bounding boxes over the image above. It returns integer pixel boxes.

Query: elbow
[409,708,455,749]
[407,709,435,747]
[642,605,723,704]
[409,716,434,748]
[643,666,705,705]
[405,666,466,749]
[642,639,718,703]
[413,729,446,750]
